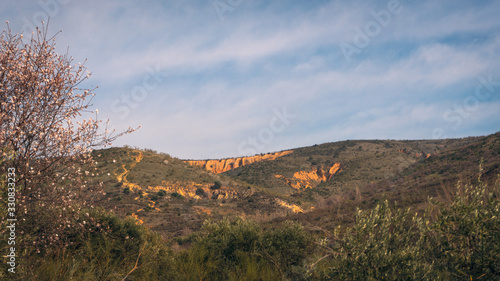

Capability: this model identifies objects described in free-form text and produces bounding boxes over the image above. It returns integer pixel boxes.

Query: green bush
[178,217,264,280]
[317,200,431,280]
[171,192,183,199]
[261,221,315,278]
[210,181,222,190]
[316,171,500,281]
[196,187,208,198]
[175,217,314,280]
[2,208,177,280]
[424,175,500,280]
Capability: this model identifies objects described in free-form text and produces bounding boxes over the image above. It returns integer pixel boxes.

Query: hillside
[87,147,296,239]
[222,136,478,197]
[275,132,500,232]
[369,131,500,205]
[87,132,499,239]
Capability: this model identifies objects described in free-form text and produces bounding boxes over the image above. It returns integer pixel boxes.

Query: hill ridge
[184,150,293,173]
[86,131,499,239]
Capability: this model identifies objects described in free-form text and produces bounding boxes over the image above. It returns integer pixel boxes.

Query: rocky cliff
[147,181,242,200]
[275,163,342,190]
[185,150,294,174]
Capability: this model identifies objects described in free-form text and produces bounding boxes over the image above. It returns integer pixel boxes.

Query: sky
[2,0,500,159]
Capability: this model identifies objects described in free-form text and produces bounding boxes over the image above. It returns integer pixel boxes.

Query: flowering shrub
[0,22,135,256]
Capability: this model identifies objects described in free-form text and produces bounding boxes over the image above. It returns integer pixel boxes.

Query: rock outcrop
[275,163,342,190]
[114,150,143,191]
[275,198,304,214]
[185,150,294,174]
[147,181,242,200]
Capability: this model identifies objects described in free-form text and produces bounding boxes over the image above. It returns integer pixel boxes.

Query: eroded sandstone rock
[185,150,293,174]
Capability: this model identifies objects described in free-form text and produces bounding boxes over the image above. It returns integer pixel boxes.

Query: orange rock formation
[185,150,294,174]
[114,150,143,191]
[275,163,342,190]
[275,198,304,213]
[148,181,243,200]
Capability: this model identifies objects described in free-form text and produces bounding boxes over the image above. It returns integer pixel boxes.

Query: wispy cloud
[2,0,499,158]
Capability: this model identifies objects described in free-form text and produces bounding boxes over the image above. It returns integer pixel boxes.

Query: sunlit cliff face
[185,150,294,174]
[275,163,342,190]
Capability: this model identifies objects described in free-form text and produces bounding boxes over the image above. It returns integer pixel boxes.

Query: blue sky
[3,0,500,159]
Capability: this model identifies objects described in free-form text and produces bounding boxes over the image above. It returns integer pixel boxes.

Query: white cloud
[2,0,500,158]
